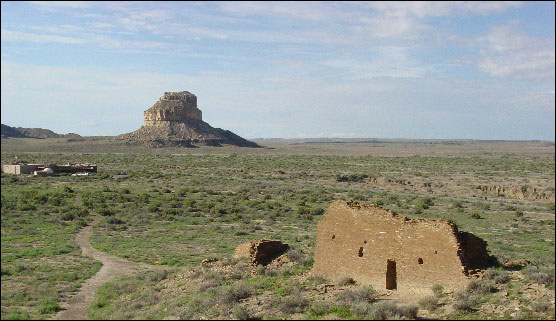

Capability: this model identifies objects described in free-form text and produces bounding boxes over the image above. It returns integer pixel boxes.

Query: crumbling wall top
[338,200,457,231]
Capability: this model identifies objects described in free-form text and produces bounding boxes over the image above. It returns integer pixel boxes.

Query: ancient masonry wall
[234,240,289,266]
[312,201,489,292]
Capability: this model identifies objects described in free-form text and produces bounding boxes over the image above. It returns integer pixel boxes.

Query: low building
[34,168,54,176]
[311,200,492,293]
[2,164,42,175]
[2,163,97,175]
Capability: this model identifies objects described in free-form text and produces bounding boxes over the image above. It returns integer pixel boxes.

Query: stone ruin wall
[143,91,202,126]
[457,231,491,271]
[311,201,489,292]
[234,240,289,266]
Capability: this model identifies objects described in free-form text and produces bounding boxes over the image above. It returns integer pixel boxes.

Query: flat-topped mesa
[119,90,260,148]
[143,91,202,126]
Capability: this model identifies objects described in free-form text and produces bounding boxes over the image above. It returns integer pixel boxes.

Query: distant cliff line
[1,124,81,139]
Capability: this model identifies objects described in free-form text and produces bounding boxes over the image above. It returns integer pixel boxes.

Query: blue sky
[1,1,554,140]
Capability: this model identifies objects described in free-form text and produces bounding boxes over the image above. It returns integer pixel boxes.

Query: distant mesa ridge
[1,124,81,139]
[118,91,259,148]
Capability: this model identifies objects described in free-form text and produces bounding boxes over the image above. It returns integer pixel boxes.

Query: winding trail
[54,217,168,320]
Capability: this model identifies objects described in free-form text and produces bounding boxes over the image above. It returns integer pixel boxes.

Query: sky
[1,1,555,140]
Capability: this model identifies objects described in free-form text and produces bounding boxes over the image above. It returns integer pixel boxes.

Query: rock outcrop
[143,91,202,126]
[119,91,259,148]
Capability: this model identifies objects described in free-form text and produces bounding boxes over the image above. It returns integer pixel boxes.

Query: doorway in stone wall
[386,260,397,290]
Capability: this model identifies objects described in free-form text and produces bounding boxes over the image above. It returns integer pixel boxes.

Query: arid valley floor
[1,138,554,320]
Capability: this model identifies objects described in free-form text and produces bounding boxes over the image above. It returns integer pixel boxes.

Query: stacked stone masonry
[234,240,289,266]
[312,200,491,292]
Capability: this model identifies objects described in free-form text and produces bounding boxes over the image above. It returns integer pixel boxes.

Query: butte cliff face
[119,91,259,148]
[143,91,203,125]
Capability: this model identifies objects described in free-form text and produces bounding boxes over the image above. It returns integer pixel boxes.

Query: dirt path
[54,217,168,320]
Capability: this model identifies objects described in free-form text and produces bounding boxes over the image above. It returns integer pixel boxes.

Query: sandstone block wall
[234,240,289,266]
[2,164,40,175]
[312,201,491,293]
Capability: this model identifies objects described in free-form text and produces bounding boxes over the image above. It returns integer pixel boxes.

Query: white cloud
[477,25,555,79]
[89,35,170,50]
[1,29,86,44]
[219,1,333,21]
[91,22,115,29]
[366,1,522,18]
[322,46,429,79]
[355,15,428,38]
[26,1,93,10]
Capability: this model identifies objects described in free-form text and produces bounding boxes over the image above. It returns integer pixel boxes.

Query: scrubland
[1,138,554,320]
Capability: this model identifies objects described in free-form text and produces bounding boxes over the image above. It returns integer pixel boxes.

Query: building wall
[312,201,471,292]
[2,165,19,174]
[19,165,37,174]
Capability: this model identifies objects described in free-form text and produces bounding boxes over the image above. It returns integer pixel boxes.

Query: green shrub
[4,308,31,320]
[350,302,374,317]
[98,208,115,216]
[431,284,444,297]
[20,202,37,211]
[399,304,419,319]
[495,274,510,284]
[452,201,464,209]
[372,301,418,320]
[418,296,438,311]
[336,174,368,182]
[148,203,161,213]
[470,212,483,219]
[286,249,305,263]
[335,286,376,304]
[466,280,497,294]
[147,270,169,283]
[277,292,309,314]
[107,217,125,225]
[232,305,251,320]
[61,212,76,221]
[476,202,491,210]
[525,270,554,287]
[308,301,330,316]
[37,298,61,314]
[1,267,12,276]
[453,290,477,312]
[533,301,551,313]
[416,197,434,209]
[218,282,254,304]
